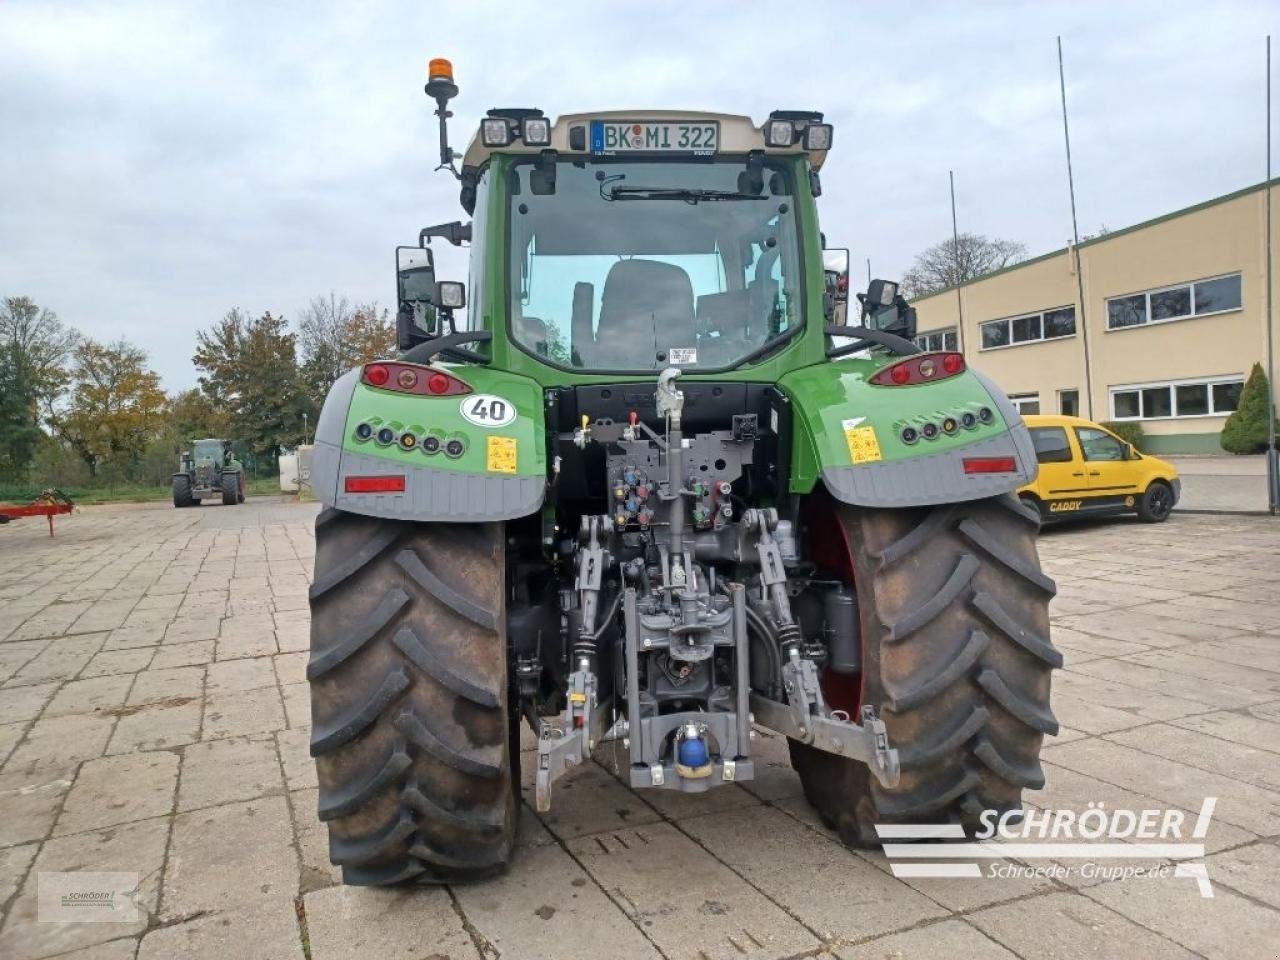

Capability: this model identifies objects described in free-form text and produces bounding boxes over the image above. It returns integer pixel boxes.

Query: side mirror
[860,278,914,341]
[822,248,850,303]
[1125,443,1138,460]
[396,246,440,349]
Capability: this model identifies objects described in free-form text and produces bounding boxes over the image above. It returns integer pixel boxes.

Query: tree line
[0,294,395,489]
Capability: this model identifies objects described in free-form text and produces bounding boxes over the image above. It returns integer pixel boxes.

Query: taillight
[870,352,966,386]
[344,475,406,493]
[362,362,471,396]
[963,456,1017,474]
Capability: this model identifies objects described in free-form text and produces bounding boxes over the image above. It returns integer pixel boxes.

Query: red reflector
[344,475,406,493]
[942,353,965,374]
[364,364,389,386]
[428,373,450,394]
[963,457,1017,474]
[890,365,910,384]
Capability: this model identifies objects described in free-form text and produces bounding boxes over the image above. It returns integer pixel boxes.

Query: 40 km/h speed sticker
[460,395,517,428]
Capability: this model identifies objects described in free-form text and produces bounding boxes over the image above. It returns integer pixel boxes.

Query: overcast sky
[2,1,1276,390]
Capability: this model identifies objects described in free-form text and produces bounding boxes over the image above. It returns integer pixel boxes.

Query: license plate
[591,120,719,156]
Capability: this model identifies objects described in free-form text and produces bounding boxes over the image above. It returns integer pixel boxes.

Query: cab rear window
[1029,427,1072,464]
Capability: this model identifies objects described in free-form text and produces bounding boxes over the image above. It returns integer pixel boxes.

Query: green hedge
[1099,420,1146,452]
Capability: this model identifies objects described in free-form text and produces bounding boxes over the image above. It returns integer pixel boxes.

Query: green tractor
[172,438,245,507]
[305,59,1058,886]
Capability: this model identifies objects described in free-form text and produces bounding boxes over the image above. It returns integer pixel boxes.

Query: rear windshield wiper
[603,185,765,204]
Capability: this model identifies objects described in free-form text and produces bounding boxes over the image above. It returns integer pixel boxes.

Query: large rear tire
[308,508,516,885]
[220,472,238,506]
[172,475,194,508]
[789,493,1060,844]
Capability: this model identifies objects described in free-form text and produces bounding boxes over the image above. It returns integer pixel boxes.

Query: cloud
[1,0,1276,389]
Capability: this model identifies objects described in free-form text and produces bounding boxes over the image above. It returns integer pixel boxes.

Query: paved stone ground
[1,498,1279,960]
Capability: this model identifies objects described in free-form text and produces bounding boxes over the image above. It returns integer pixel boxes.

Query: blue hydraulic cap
[677,733,709,769]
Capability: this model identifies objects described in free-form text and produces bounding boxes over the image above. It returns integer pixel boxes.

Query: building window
[1105,273,1241,330]
[913,328,958,352]
[1058,389,1079,416]
[1029,426,1073,463]
[980,306,1076,350]
[1008,393,1040,415]
[1109,375,1244,420]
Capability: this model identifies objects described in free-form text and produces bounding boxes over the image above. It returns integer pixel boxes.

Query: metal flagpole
[1266,36,1278,514]
[950,170,966,354]
[1058,36,1095,420]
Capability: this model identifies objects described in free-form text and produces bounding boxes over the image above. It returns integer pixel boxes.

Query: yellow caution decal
[486,435,518,474]
[842,417,882,464]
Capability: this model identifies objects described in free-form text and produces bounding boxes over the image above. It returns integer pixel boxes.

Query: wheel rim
[1149,487,1171,518]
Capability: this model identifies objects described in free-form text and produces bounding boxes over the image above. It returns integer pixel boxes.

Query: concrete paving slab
[8,634,104,685]
[1066,657,1270,709]
[303,885,477,960]
[1107,722,1280,793]
[1083,874,1280,959]
[54,751,179,836]
[41,675,133,718]
[1205,841,1280,910]
[0,841,38,905]
[0,816,168,960]
[280,681,310,728]
[4,711,114,772]
[566,821,820,960]
[147,639,214,670]
[528,761,663,841]
[125,666,202,706]
[178,735,284,811]
[0,682,58,725]
[162,795,297,918]
[682,804,949,942]
[205,655,276,693]
[137,902,303,960]
[200,685,286,740]
[1043,737,1280,836]
[105,696,201,755]
[80,648,155,678]
[454,840,659,960]
[834,918,1020,960]
[969,890,1200,960]
[276,728,318,792]
[1168,710,1280,754]
[287,787,342,892]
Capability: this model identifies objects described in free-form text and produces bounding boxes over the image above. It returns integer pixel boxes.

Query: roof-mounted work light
[522,116,551,146]
[481,117,512,147]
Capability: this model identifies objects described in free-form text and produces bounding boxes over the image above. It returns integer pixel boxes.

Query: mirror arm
[418,221,472,247]
[825,325,921,358]
[399,331,493,365]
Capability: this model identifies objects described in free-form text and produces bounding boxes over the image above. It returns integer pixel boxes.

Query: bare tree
[901,234,1028,299]
[298,294,395,408]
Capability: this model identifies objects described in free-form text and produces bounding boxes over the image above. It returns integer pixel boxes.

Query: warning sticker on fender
[486,436,518,474]
[842,419,882,464]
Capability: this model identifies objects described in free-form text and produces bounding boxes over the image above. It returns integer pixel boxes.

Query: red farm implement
[0,490,75,536]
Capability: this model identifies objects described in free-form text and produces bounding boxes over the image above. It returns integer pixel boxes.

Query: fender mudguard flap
[821,431,1036,508]
[309,365,547,522]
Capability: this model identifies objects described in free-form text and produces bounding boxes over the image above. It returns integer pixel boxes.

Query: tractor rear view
[173,438,245,507]
[302,60,1059,886]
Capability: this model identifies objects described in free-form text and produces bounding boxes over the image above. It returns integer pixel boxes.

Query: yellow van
[1018,415,1180,523]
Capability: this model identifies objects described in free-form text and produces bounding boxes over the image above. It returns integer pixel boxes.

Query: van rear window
[1029,427,1072,464]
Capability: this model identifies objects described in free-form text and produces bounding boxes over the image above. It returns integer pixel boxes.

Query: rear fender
[780,359,1037,508]
[310,363,546,521]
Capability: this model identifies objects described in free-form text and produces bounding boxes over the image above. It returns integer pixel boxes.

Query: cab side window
[1075,427,1125,461]
[1029,427,1073,464]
